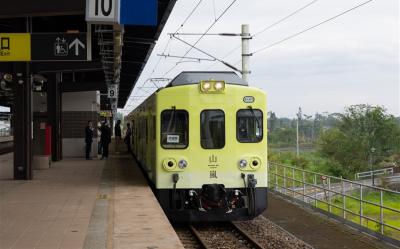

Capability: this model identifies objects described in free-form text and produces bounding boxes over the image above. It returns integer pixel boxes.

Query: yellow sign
[99,111,112,117]
[0,33,31,61]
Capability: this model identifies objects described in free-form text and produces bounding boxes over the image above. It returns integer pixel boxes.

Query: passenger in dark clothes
[100,121,111,159]
[85,120,94,160]
[114,120,122,154]
[124,123,132,153]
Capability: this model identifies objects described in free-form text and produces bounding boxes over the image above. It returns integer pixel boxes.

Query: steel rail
[187,223,266,249]
[230,222,266,249]
[188,225,210,249]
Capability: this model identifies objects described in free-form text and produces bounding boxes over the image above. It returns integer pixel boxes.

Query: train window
[161,110,189,149]
[236,109,263,143]
[152,116,156,140]
[200,110,225,149]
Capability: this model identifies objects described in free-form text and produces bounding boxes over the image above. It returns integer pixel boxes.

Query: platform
[0,153,184,249]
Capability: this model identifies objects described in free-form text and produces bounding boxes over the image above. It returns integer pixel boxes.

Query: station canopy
[0,0,176,109]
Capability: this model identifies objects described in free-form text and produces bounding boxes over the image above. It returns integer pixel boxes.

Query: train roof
[166,71,248,87]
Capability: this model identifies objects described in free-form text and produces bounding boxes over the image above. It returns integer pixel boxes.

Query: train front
[155,72,268,222]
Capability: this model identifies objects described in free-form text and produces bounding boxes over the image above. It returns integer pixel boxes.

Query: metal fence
[355,168,394,180]
[268,161,400,244]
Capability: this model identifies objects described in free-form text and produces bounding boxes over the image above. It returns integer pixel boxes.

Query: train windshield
[201,110,225,149]
[237,109,263,143]
[161,109,189,149]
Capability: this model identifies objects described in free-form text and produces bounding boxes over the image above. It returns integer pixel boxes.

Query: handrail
[269,162,400,195]
[355,168,394,180]
[268,161,400,242]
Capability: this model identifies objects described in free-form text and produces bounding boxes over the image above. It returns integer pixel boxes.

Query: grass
[268,149,340,178]
[315,190,400,240]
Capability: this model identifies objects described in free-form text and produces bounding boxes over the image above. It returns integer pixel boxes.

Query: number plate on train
[167,135,180,143]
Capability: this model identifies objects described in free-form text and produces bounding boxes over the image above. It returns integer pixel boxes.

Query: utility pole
[168,25,250,78]
[370,147,376,186]
[296,107,302,157]
[241,24,251,82]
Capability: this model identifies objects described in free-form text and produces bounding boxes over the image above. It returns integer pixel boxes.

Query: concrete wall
[62,91,100,158]
[62,91,100,112]
[62,138,98,158]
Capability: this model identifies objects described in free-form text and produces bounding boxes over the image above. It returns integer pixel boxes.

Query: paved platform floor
[0,152,13,180]
[0,153,183,249]
[264,192,398,249]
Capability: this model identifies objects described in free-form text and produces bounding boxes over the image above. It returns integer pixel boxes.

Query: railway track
[175,222,267,249]
[174,217,313,249]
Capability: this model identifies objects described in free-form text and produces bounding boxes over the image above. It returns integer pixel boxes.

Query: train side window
[161,110,189,149]
[200,110,225,149]
[236,109,263,143]
[152,116,156,140]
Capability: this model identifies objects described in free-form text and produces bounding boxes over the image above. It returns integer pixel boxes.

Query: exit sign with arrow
[31,33,90,61]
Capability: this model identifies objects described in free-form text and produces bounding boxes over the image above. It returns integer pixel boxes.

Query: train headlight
[200,80,225,93]
[178,159,188,169]
[239,159,247,169]
[201,82,212,91]
[214,81,225,91]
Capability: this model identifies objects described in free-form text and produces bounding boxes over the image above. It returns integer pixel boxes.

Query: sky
[0,1,397,117]
[126,0,395,118]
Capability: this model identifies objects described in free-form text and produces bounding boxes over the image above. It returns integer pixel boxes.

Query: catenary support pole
[241,24,251,82]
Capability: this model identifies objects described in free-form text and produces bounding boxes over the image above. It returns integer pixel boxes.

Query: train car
[126,71,267,222]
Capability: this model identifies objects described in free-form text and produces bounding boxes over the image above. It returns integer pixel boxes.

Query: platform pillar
[13,62,33,180]
[47,73,62,161]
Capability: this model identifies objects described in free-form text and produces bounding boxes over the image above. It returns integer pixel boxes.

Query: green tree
[318,104,400,178]
[269,128,296,146]
[267,112,277,133]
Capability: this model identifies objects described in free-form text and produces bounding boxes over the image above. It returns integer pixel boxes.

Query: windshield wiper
[248,106,261,129]
[166,106,176,132]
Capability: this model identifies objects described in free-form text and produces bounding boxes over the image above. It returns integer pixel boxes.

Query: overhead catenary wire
[171,35,242,73]
[224,0,376,69]
[206,0,321,70]
[252,0,375,55]
[253,0,321,38]
[148,0,204,79]
[161,0,238,78]
[128,0,205,108]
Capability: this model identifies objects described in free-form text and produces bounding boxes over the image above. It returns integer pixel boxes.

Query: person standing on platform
[100,121,111,159]
[114,120,122,154]
[124,122,132,153]
[85,120,94,160]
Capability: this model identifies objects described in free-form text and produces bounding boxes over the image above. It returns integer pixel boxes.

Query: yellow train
[126,71,268,221]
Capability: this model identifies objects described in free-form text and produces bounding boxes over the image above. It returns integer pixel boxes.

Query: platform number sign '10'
[95,0,112,16]
[86,0,118,23]
[86,0,157,25]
